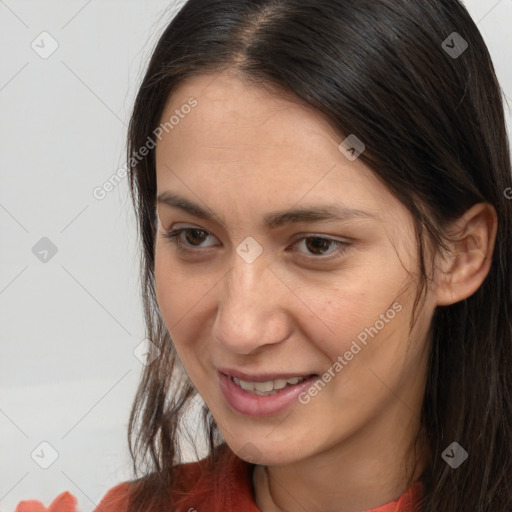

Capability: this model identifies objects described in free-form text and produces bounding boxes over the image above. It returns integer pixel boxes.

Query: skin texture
[153,71,497,512]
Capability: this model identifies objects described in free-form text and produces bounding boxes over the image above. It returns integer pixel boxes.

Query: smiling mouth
[229,374,317,396]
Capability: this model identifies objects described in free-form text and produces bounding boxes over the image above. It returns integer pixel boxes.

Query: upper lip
[218,368,317,382]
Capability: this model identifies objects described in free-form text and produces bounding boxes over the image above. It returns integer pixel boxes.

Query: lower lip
[218,372,318,417]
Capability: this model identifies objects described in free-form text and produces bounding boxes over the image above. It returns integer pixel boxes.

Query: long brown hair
[124,1,512,510]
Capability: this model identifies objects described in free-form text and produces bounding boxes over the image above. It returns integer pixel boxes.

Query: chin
[227,436,315,466]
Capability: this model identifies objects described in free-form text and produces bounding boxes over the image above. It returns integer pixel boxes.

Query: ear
[434,202,498,306]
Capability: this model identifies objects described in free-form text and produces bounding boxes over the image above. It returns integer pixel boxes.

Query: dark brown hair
[124,0,512,510]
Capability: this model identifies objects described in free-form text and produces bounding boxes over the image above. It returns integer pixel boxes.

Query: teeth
[273,378,288,390]
[240,380,255,391]
[254,390,274,396]
[232,375,308,395]
[254,381,273,392]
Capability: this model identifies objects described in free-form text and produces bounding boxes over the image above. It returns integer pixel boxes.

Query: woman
[17,0,511,511]
[102,0,512,510]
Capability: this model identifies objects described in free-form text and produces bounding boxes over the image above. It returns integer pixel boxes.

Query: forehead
[160,71,340,157]
[154,71,399,221]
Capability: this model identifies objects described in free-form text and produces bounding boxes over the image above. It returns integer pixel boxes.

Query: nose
[211,254,292,355]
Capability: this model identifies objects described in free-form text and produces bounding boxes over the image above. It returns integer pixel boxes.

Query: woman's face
[154,71,437,466]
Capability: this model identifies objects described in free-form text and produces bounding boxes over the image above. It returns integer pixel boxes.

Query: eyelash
[160,227,350,260]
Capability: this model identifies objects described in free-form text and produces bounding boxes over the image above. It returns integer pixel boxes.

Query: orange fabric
[93,449,424,512]
[15,452,423,512]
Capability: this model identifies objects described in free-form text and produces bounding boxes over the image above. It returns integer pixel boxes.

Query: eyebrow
[156,191,376,229]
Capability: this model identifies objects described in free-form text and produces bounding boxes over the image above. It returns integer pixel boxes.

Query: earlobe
[434,203,498,306]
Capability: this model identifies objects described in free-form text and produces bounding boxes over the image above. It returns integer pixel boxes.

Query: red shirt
[16,449,423,512]
[93,449,423,512]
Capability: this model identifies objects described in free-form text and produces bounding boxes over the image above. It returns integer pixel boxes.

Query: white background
[1,1,511,511]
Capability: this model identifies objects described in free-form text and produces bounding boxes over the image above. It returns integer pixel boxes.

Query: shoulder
[93,445,255,512]
[91,460,210,512]
[93,482,131,512]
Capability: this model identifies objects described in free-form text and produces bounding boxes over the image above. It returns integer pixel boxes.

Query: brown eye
[161,226,219,252]
[292,235,351,260]
[184,229,209,246]
[304,237,334,255]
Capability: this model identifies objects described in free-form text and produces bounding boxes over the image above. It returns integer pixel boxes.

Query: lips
[217,369,318,416]
[218,368,316,394]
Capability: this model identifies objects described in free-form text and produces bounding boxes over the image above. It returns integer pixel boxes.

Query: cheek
[153,244,217,367]
[315,292,420,413]
[154,245,198,339]
[304,294,403,381]
[154,247,178,319]
[154,240,207,313]
[297,258,411,361]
